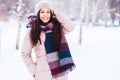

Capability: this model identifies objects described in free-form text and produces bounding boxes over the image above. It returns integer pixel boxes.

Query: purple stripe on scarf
[49,60,59,69]
[51,67,60,75]
[59,43,69,52]
[40,22,53,32]
[60,63,75,72]
[29,17,34,24]
[61,34,67,44]
[47,22,53,28]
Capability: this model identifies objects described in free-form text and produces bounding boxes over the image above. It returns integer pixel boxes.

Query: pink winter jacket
[21,13,75,80]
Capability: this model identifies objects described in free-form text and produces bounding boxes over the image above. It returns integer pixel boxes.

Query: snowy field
[0,19,120,80]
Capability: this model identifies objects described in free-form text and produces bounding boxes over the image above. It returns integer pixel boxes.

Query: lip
[42,17,49,20]
[41,17,50,22]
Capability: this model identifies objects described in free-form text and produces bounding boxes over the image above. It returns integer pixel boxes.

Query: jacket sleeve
[21,28,36,76]
[56,12,75,34]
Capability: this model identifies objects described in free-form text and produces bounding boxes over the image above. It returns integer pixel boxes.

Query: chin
[43,21,49,23]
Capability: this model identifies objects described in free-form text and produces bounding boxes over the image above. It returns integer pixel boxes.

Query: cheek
[48,14,51,17]
[45,13,51,19]
[39,13,43,19]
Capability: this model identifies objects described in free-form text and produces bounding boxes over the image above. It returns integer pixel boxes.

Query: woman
[21,1,76,80]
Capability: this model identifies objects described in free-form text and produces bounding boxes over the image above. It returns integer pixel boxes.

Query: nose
[43,12,48,16]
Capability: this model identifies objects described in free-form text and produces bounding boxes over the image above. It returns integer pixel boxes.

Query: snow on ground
[0,20,120,80]
[67,24,120,80]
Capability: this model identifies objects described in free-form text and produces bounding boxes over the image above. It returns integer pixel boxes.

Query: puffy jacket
[21,13,75,80]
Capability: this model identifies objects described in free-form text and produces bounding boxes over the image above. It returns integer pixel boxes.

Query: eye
[40,11,44,13]
[47,11,50,13]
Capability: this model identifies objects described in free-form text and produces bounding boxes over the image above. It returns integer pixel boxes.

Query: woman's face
[39,8,51,23]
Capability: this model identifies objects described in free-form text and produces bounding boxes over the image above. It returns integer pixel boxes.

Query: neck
[41,19,52,26]
[41,22,49,26]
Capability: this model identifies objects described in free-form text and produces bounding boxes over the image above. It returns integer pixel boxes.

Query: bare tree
[0,0,18,20]
[16,0,23,50]
[116,0,120,26]
[108,0,118,26]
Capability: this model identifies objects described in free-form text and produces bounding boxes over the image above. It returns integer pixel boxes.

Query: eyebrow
[40,10,50,12]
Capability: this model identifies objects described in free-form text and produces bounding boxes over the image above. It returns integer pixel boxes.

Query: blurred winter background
[0,0,120,80]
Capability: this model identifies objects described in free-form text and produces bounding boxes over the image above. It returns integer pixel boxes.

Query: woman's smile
[40,8,51,23]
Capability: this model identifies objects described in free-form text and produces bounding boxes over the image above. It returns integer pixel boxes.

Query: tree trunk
[91,0,101,25]
[16,0,23,50]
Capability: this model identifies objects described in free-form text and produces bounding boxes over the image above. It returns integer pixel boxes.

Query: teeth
[43,18,48,20]
[41,17,50,22]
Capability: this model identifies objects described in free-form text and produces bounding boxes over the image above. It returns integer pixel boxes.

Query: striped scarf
[26,17,76,78]
[40,22,76,78]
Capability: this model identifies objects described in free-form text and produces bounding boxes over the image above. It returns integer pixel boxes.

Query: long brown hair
[30,10,62,49]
